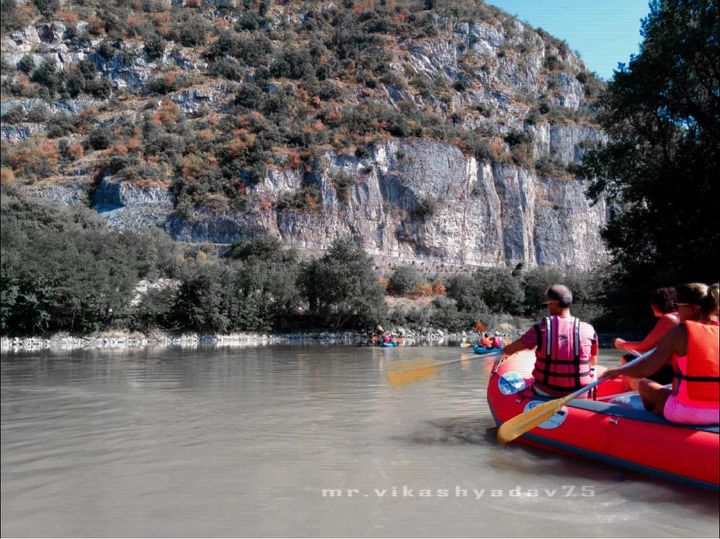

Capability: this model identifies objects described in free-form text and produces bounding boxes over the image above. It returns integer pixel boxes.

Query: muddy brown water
[1,346,718,537]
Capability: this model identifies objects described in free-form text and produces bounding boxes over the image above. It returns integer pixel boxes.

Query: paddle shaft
[395,350,502,373]
[441,350,501,368]
[549,347,657,402]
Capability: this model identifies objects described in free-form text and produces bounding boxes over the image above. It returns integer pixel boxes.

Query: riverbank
[0,327,508,353]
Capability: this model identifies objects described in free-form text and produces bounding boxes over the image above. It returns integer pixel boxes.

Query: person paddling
[603,283,719,425]
[613,287,679,388]
[499,284,599,397]
[491,331,505,348]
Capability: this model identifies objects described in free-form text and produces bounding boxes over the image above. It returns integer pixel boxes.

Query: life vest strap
[535,358,591,365]
[674,371,720,382]
[534,370,592,378]
[535,380,588,393]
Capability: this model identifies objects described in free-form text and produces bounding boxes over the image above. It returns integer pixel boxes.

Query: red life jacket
[531,316,594,393]
[672,321,720,404]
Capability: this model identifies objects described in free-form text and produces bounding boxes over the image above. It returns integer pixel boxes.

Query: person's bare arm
[604,326,684,379]
[502,338,531,357]
[614,316,678,352]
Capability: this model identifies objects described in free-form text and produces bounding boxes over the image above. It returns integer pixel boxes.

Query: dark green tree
[225,235,301,330]
[0,195,178,335]
[171,262,232,334]
[582,0,720,314]
[300,237,386,329]
[446,268,523,315]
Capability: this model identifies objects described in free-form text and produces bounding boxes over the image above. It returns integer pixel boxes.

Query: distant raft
[472,344,502,355]
[488,351,720,490]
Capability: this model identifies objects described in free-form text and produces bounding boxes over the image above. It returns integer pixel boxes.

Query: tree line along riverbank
[2,194,611,342]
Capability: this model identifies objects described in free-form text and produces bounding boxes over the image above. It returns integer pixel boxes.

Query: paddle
[386,351,502,387]
[496,348,655,445]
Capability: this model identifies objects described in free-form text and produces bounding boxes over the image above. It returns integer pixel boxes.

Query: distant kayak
[373,339,404,347]
[472,344,502,355]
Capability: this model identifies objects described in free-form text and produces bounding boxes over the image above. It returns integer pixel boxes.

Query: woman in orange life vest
[500,284,599,397]
[604,283,720,425]
[612,287,679,389]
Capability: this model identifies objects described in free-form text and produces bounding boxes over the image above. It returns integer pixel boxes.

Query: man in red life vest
[499,284,599,397]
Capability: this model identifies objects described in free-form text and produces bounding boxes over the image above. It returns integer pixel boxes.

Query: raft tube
[487,352,719,490]
[472,344,502,355]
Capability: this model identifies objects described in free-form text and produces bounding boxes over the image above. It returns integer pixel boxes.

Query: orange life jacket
[673,321,720,404]
[480,337,492,347]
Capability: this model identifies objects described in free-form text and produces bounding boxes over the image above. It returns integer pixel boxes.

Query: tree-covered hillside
[1,0,604,212]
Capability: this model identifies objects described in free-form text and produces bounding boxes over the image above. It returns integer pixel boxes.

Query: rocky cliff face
[1,1,608,271]
[81,137,606,271]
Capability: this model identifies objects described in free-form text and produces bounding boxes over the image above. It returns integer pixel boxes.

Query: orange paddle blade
[497,394,574,444]
[386,359,441,387]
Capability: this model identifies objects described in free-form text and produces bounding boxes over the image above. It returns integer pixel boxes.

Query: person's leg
[620,354,640,391]
[637,379,672,414]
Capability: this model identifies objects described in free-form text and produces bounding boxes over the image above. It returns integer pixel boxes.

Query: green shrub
[46,113,76,138]
[329,170,356,202]
[1,0,24,33]
[144,34,166,61]
[415,196,439,217]
[429,296,475,331]
[33,0,58,19]
[1,106,26,123]
[85,78,113,99]
[87,126,114,150]
[178,16,208,47]
[209,58,244,81]
[16,54,34,75]
[277,185,322,213]
[388,265,421,295]
[30,58,60,95]
[63,67,85,98]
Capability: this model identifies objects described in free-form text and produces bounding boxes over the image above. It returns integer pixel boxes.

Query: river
[1,346,718,537]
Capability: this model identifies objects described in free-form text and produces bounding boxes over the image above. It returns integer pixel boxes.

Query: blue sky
[485,0,651,79]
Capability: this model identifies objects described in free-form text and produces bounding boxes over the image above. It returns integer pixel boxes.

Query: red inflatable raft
[487,352,720,490]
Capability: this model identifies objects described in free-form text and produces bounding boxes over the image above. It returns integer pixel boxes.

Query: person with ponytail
[604,283,720,425]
